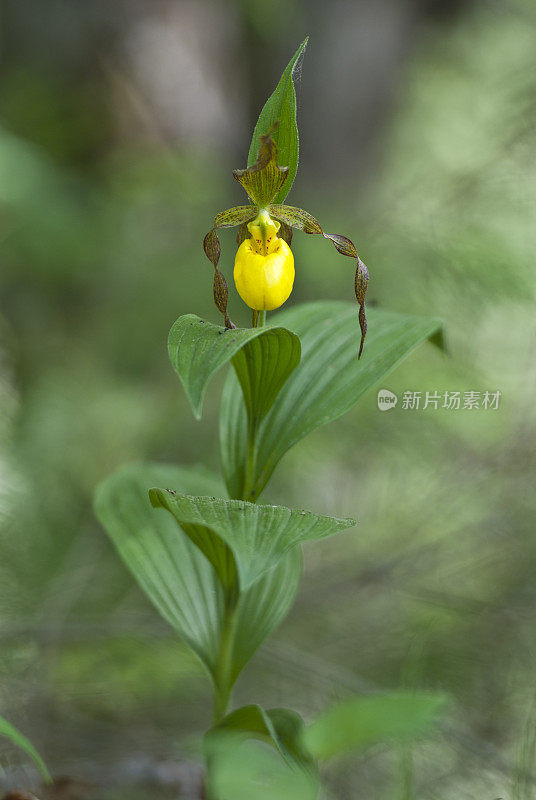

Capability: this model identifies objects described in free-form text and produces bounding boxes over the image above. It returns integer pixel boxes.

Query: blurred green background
[1,0,535,797]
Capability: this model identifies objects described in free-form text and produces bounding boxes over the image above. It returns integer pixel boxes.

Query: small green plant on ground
[94,39,446,799]
[0,715,51,787]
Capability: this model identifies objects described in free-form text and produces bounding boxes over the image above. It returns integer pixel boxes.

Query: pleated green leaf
[168,314,300,420]
[233,548,301,683]
[247,38,308,204]
[0,715,51,783]
[94,464,225,674]
[206,705,317,800]
[304,691,447,761]
[209,704,307,764]
[207,704,317,795]
[231,326,301,431]
[207,737,317,800]
[220,301,444,500]
[94,464,302,684]
[149,490,354,592]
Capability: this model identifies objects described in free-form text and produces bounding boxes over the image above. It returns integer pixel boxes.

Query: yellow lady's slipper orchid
[234,209,294,311]
[203,130,369,356]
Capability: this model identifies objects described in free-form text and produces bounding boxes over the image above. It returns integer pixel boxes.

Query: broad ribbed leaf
[304,692,447,761]
[247,38,308,204]
[207,737,316,800]
[210,705,304,761]
[220,301,444,500]
[149,490,354,592]
[0,715,51,782]
[231,327,301,431]
[94,464,225,674]
[233,548,301,682]
[208,705,317,787]
[206,706,317,800]
[168,315,300,420]
[94,464,302,685]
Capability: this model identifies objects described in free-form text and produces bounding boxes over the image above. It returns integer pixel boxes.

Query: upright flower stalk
[203,128,370,357]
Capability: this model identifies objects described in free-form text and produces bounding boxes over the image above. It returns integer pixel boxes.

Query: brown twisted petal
[203,228,221,268]
[203,207,255,329]
[269,204,323,235]
[213,206,257,229]
[354,256,369,305]
[213,269,235,330]
[355,257,369,359]
[269,204,369,358]
[323,232,357,258]
[212,269,228,316]
[358,305,367,359]
[203,228,235,328]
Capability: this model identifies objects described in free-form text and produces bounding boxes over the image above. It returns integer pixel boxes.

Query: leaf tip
[297,35,309,58]
[429,322,446,353]
[148,487,165,509]
[181,388,204,421]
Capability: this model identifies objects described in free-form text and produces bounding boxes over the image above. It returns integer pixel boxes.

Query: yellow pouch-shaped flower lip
[234,237,295,311]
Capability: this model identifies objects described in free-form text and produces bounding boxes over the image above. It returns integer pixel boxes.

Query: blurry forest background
[1,0,535,798]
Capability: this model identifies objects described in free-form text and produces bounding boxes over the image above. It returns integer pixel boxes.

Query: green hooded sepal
[233,131,290,207]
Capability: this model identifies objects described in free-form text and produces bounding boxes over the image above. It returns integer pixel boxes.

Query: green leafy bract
[247,38,308,204]
[168,314,300,420]
[149,489,354,592]
[231,326,301,434]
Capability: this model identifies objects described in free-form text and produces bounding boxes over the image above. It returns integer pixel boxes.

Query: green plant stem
[242,310,267,497]
[212,595,239,724]
[214,311,269,707]
[241,430,258,502]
